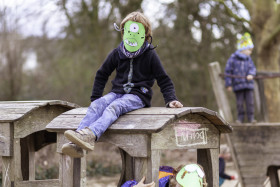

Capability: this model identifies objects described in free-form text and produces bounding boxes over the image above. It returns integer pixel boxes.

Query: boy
[225,32,256,123]
[219,145,236,186]
[62,12,183,158]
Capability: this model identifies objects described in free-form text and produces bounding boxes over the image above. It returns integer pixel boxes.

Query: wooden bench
[0,100,78,187]
[46,107,232,187]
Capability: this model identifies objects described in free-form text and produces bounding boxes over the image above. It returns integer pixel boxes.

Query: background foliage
[1,0,279,118]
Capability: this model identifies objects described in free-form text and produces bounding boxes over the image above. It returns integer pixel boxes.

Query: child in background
[219,145,236,186]
[122,164,207,187]
[224,32,256,123]
[61,12,183,158]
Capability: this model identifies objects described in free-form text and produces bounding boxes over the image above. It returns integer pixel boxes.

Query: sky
[0,0,176,38]
[1,0,251,38]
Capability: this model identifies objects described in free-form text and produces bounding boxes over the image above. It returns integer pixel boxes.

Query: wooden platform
[46,107,232,187]
[229,123,280,187]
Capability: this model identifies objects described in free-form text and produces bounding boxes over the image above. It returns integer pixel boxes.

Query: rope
[219,73,280,80]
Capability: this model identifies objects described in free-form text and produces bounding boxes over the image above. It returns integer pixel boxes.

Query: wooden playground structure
[0,99,232,187]
[209,62,280,187]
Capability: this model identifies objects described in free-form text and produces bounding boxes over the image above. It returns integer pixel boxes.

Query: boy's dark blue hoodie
[90,42,177,107]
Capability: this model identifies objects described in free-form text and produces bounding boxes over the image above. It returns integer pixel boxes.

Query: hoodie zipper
[123,58,134,93]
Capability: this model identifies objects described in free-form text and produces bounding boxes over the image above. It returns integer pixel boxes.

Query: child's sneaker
[64,128,96,151]
[62,142,84,158]
[176,164,207,187]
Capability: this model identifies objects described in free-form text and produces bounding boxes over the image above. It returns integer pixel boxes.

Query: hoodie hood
[118,41,151,60]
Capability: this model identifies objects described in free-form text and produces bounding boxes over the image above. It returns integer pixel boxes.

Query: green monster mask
[123,21,146,52]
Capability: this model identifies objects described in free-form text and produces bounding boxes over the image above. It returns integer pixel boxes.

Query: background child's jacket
[225,51,256,91]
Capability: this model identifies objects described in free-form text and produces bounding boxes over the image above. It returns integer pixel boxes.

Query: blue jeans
[219,177,225,186]
[77,92,145,140]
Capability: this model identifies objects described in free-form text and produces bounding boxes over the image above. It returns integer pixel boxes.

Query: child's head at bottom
[169,164,207,187]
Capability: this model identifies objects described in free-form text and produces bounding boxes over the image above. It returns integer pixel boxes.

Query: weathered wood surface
[47,106,231,187]
[46,107,232,133]
[229,123,280,187]
[0,100,78,187]
[151,114,220,150]
[0,100,78,122]
[14,179,60,187]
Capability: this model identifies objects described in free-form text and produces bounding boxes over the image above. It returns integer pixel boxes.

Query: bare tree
[0,7,25,100]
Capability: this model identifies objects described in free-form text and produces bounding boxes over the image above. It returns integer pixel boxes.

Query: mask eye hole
[130,23,139,33]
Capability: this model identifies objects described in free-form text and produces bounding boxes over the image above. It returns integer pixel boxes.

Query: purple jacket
[224,51,256,91]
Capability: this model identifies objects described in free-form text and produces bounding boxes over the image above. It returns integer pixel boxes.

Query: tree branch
[238,0,253,15]
[262,24,280,48]
[61,0,77,38]
[215,0,251,25]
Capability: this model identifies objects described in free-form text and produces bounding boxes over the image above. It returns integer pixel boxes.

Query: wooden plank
[99,133,149,157]
[27,135,35,180]
[57,133,69,153]
[14,105,70,138]
[80,156,87,187]
[47,115,175,133]
[0,100,77,122]
[267,166,280,187]
[46,107,232,133]
[0,123,12,156]
[208,62,233,122]
[0,114,27,123]
[14,138,23,182]
[152,118,220,150]
[127,107,191,117]
[2,156,14,187]
[0,108,33,114]
[134,157,147,183]
[61,108,88,115]
[148,149,161,187]
[110,115,174,133]
[14,179,60,187]
[59,154,74,187]
[73,158,81,187]
[197,148,219,187]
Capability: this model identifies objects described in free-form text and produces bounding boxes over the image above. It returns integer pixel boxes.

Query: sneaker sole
[64,131,95,151]
[62,145,84,158]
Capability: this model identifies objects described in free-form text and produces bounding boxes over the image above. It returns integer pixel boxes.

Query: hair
[169,165,183,187]
[220,144,230,155]
[120,12,152,42]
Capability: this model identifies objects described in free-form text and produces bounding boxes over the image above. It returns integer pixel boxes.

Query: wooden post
[208,62,233,122]
[59,154,74,187]
[148,150,161,187]
[208,62,244,187]
[197,148,219,187]
[267,166,280,187]
[255,78,269,122]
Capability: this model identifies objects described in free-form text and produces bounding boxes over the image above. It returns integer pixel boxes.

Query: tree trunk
[257,44,280,122]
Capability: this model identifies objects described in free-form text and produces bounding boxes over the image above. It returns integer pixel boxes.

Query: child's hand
[169,101,183,108]
[134,177,155,187]
[247,75,254,80]
[227,86,232,92]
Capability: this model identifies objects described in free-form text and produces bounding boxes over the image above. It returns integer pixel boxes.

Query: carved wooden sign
[174,121,208,147]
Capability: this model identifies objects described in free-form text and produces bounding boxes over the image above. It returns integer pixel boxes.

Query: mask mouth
[125,39,138,47]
